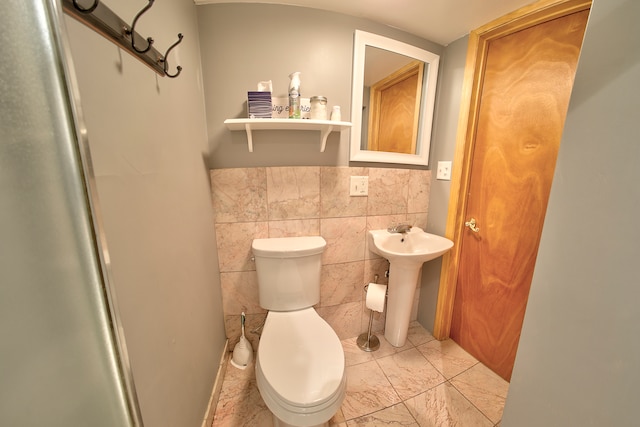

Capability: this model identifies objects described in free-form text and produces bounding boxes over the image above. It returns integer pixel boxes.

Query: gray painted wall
[418,35,469,331]
[502,0,640,424]
[64,1,226,426]
[197,3,443,169]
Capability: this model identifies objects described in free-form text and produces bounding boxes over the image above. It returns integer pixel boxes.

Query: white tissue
[366,283,387,313]
[257,80,272,92]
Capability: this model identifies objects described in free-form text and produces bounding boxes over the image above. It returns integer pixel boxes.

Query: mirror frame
[350,30,440,166]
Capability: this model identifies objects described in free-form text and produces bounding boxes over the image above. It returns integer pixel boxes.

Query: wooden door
[449,9,589,381]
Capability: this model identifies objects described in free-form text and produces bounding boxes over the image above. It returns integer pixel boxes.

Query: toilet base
[272,413,328,427]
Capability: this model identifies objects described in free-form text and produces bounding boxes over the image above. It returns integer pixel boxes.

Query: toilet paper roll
[366,283,387,313]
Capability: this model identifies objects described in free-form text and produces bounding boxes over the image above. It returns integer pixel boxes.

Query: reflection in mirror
[351,31,440,166]
[364,48,423,154]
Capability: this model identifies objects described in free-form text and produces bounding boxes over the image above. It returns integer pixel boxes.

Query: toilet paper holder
[357,276,388,352]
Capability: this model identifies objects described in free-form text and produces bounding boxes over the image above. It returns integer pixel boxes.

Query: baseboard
[201,339,230,427]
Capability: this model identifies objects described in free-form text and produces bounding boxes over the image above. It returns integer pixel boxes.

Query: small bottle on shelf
[330,105,341,121]
[288,72,301,119]
[310,96,328,120]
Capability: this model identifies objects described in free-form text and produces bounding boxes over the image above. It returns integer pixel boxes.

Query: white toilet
[252,236,346,427]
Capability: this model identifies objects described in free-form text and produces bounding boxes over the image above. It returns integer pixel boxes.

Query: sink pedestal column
[384,262,420,347]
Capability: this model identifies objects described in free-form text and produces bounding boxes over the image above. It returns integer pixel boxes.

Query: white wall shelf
[224,118,352,152]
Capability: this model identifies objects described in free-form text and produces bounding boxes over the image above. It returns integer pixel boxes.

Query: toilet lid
[258,308,345,408]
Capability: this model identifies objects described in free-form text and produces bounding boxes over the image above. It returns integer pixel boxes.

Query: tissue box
[271,97,311,119]
[247,91,273,119]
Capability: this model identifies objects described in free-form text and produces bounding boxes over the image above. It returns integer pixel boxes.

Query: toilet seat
[256,308,346,425]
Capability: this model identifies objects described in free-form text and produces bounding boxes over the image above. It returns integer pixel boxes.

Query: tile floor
[211,321,508,426]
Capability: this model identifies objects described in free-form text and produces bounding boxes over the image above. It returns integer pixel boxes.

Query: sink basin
[367,227,453,347]
[368,227,453,266]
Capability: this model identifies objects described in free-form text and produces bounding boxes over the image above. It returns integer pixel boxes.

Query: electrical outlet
[349,176,368,196]
[436,161,452,180]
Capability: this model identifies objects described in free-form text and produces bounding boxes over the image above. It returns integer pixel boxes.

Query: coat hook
[160,33,184,78]
[126,0,155,54]
[73,0,99,13]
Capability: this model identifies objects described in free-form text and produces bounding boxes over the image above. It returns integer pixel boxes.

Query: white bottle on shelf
[330,105,341,122]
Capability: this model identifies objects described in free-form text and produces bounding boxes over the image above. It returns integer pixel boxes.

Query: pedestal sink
[367,227,453,347]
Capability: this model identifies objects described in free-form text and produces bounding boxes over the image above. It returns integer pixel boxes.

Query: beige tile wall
[210,166,431,349]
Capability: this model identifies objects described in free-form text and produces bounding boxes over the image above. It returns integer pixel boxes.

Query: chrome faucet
[387,223,412,234]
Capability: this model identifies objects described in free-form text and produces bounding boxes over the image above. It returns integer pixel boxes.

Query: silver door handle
[465,218,480,233]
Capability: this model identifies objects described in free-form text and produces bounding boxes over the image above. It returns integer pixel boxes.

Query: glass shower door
[0,1,140,425]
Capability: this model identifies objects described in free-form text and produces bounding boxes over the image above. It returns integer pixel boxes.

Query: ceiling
[194,0,534,46]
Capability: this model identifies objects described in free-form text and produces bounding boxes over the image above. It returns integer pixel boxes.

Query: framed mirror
[350,30,440,166]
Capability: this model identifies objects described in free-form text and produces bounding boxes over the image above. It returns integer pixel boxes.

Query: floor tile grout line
[371,351,403,410]
[370,344,449,414]
[344,400,422,426]
[443,378,497,426]
[398,400,421,427]
[446,368,506,426]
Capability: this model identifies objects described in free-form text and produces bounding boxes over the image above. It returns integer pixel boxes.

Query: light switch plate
[436,161,452,180]
[349,176,368,196]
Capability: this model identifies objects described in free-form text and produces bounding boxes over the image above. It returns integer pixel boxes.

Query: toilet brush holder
[231,312,253,369]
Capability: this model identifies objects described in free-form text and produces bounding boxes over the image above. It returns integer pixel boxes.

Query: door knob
[465,218,480,233]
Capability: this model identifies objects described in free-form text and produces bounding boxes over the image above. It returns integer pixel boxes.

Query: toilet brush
[231,312,253,369]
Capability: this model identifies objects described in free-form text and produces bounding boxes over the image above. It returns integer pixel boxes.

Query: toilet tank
[251,236,326,311]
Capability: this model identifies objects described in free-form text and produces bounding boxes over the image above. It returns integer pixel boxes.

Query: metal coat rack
[63,0,183,78]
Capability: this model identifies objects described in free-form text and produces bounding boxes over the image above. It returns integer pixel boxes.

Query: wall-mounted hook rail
[160,33,183,78]
[125,0,154,54]
[63,0,183,78]
[73,0,99,13]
